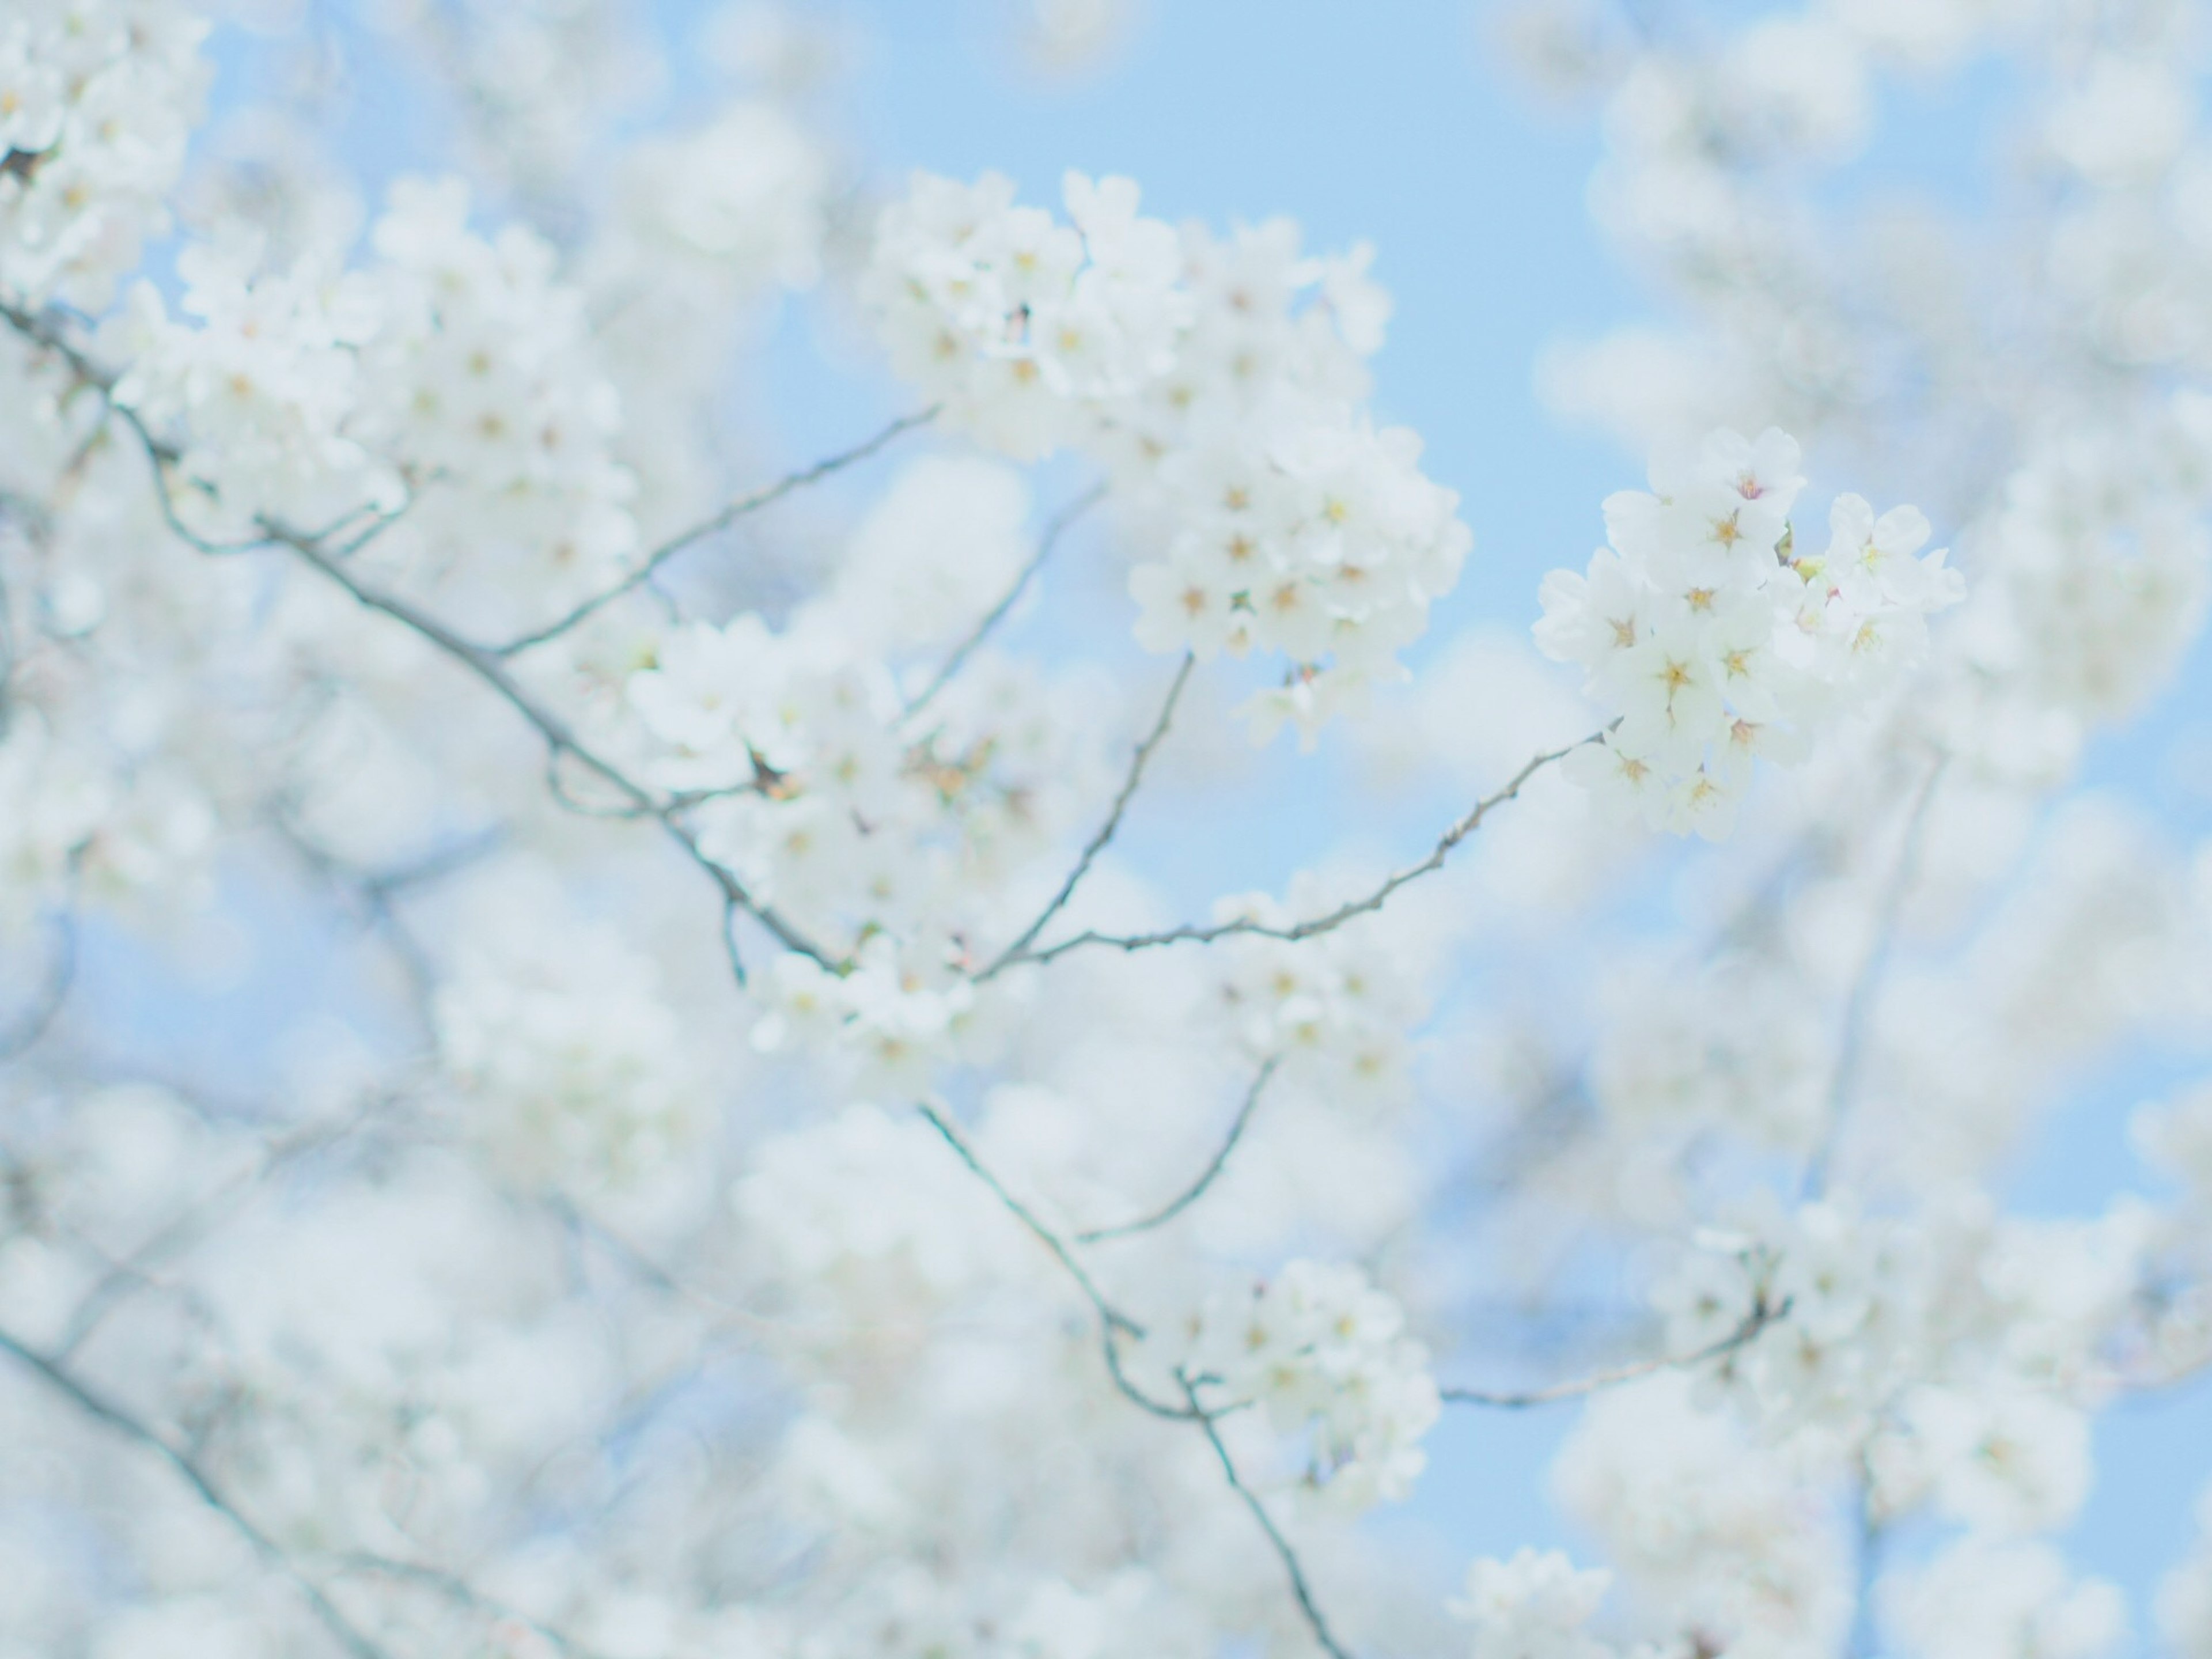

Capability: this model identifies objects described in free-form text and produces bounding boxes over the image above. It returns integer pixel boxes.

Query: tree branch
[982,730,1599,979]
[917,1100,1365,1657]
[0,1325,394,1659]
[1439,1293,1787,1409]
[0,301,849,976]
[1077,1056,1281,1243]
[903,482,1107,717]
[980,653,1195,976]
[1800,751,1947,1201]
[332,1552,613,1659]
[492,404,939,657]
[1176,1369,1359,1659]
[0,898,77,1062]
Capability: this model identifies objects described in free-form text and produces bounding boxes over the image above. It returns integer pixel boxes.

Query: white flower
[1540,427,1961,837]
[1452,1550,1614,1659]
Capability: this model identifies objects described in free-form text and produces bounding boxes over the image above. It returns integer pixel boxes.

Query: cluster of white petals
[8,2,2212,1657]
[865,169,1471,738]
[1455,1550,1615,1659]
[1149,1259,1440,1508]
[0,1,209,309]
[1537,428,1963,837]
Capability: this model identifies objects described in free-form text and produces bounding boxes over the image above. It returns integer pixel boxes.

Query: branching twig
[918,1100,1364,1657]
[904,482,1107,717]
[1801,752,1948,1201]
[0,900,77,1062]
[0,1326,393,1659]
[982,653,1195,976]
[916,1102,1135,1338]
[272,533,843,972]
[493,404,939,657]
[276,818,505,1029]
[1177,1369,1359,1659]
[914,1101,1218,1432]
[332,1552,612,1659]
[1439,1294,1788,1409]
[982,730,1599,979]
[0,302,847,976]
[1078,1056,1282,1243]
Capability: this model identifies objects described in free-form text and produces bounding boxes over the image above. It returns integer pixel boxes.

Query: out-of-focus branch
[0,899,77,1062]
[1801,751,1948,1201]
[1077,1056,1281,1243]
[275,818,505,1034]
[332,1552,612,1659]
[904,481,1107,717]
[52,1096,391,1361]
[1440,1293,1788,1409]
[983,731,1600,978]
[0,1325,394,1659]
[920,1101,1362,1658]
[0,302,848,977]
[493,404,940,657]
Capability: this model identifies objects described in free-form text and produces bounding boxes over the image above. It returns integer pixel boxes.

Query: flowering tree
[2,2,2210,1657]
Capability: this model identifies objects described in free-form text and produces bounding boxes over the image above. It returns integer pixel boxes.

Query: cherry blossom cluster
[1151,1259,1440,1508]
[10,2,2212,1657]
[433,870,703,1196]
[0,1,209,310]
[350,178,641,625]
[1536,427,1963,838]
[107,239,390,533]
[864,170,1471,740]
[1130,416,1471,744]
[861,170,1190,461]
[108,178,639,631]
[1205,880,1430,1107]
[1454,1550,1615,1659]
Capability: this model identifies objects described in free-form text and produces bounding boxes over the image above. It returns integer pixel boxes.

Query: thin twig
[1438,1294,1787,1408]
[0,900,77,1061]
[981,653,1195,976]
[1800,752,1948,1200]
[904,482,1107,717]
[916,1101,1134,1336]
[52,1101,385,1362]
[0,302,847,977]
[982,730,1599,980]
[332,1552,612,1659]
[922,1063,1381,1659]
[1078,1056,1281,1243]
[914,1100,1221,1427]
[271,533,840,972]
[0,1326,393,1659]
[493,405,939,657]
[1846,1460,1883,1659]
[1177,1369,1359,1659]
